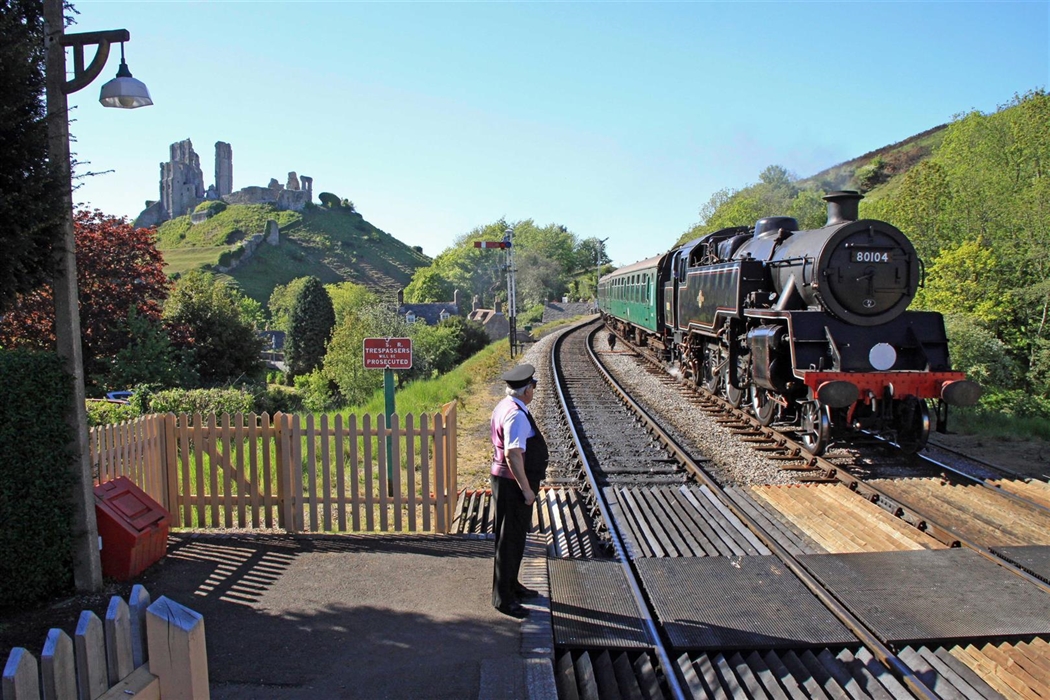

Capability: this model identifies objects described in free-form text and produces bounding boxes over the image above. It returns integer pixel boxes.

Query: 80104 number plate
[854,251,891,263]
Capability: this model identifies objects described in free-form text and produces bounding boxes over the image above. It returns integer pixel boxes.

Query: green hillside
[156,203,431,304]
[799,124,947,195]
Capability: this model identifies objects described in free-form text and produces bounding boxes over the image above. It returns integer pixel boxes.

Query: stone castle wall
[134,139,313,228]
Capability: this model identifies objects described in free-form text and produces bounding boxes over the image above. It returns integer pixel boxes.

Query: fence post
[146,596,209,699]
[42,629,76,699]
[275,413,297,533]
[163,413,179,517]
[292,414,304,532]
[433,412,446,534]
[75,610,108,699]
[2,648,39,700]
[103,596,134,684]
[129,584,151,668]
[442,402,458,529]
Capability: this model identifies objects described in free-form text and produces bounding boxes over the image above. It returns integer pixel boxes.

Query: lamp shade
[99,59,152,109]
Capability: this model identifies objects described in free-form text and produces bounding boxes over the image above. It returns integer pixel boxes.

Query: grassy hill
[156,204,431,304]
[799,124,948,195]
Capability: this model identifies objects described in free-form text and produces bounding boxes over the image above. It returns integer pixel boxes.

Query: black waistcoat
[522,410,549,489]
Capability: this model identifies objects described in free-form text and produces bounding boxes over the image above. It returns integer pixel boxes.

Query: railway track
[609,323,1050,570]
[456,319,1050,698]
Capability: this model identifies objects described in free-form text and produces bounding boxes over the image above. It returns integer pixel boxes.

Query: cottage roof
[399,303,459,326]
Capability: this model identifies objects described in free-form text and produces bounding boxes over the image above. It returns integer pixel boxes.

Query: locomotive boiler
[598,191,980,453]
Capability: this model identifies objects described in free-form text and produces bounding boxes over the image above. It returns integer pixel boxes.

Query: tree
[323,299,410,405]
[268,277,311,331]
[787,189,828,230]
[516,249,567,307]
[0,0,64,314]
[285,276,335,377]
[439,315,489,364]
[404,267,454,303]
[163,270,265,385]
[106,309,196,390]
[0,210,171,392]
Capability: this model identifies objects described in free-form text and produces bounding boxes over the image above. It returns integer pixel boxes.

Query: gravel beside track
[593,327,805,488]
[514,324,580,484]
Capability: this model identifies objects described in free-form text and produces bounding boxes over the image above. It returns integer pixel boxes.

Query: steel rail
[628,324,1050,613]
[914,442,1050,519]
[550,322,687,700]
[589,325,942,700]
[627,326,1050,597]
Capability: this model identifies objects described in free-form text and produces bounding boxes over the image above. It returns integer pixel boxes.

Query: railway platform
[131,531,557,699]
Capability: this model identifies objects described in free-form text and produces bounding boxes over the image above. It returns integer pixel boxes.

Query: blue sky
[67,1,1048,267]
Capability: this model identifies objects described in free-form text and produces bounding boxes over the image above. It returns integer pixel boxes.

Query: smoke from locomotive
[597,191,980,453]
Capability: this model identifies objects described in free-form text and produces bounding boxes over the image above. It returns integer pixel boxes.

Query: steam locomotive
[597,191,980,453]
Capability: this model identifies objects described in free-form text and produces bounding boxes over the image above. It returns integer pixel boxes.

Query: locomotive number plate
[854,251,891,263]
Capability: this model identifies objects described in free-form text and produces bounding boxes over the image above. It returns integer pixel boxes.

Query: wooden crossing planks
[994,478,1050,510]
[749,483,946,554]
[873,478,1050,547]
[948,639,1050,700]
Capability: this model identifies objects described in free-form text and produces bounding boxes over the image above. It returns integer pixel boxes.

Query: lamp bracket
[57,29,130,95]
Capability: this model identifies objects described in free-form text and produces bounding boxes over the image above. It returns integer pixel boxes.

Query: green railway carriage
[597,254,666,339]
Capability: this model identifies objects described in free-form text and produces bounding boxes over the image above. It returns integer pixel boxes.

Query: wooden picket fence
[2,586,208,699]
[89,403,458,534]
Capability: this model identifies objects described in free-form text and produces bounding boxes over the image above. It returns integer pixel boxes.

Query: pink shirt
[490,396,534,479]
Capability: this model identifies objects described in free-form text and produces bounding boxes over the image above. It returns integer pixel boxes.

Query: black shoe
[495,601,530,619]
[515,585,539,599]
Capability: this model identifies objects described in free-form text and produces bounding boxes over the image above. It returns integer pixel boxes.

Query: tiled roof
[398,303,459,326]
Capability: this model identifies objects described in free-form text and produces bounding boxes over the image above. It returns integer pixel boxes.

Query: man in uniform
[490,363,548,618]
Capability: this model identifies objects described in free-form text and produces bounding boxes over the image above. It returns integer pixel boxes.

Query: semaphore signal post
[474,227,520,357]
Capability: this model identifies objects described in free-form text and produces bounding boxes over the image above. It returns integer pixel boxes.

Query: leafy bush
[148,387,254,416]
[86,399,137,426]
[318,192,340,209]
[253,385,302,414]
[943,314,1019,389]
[194,200,227,216]
[974,390,1050,420]
[294,370,339,412]
[0,350,75,606]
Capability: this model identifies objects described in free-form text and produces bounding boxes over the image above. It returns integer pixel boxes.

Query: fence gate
[90,403,458,534]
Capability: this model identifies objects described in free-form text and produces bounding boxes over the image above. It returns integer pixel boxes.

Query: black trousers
[491,474,533,609]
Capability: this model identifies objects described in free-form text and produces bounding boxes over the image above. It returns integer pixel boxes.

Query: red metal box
[94,477,170,581]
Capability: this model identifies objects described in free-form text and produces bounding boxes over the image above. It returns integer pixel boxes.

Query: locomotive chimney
[823,190,864,226]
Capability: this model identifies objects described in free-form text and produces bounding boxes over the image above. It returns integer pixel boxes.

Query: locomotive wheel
[702,347,720,393]
[724,352,748,408]
[896,399,931,454]
[725,378,744,408]
[751,385,778,426]
[800,401,830,454]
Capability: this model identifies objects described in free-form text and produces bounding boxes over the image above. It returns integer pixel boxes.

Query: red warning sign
[363,338,413,369]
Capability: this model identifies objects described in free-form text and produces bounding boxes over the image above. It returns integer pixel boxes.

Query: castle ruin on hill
[134,139,313,228]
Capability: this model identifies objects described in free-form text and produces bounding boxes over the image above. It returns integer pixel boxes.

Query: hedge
[0,350,76,607]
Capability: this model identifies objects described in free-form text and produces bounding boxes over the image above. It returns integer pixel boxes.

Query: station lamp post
[43,0,152,591]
